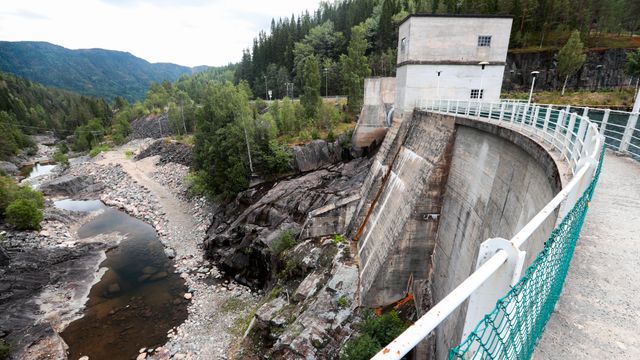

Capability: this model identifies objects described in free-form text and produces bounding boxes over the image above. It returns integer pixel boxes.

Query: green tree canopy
[301,56,322,119]
[341,24,372,115]
[557,30,586,95]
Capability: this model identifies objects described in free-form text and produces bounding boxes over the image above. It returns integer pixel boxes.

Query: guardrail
[372,99,605,360]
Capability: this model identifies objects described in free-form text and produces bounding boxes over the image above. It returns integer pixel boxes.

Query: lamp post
[263,75,268,100]
[528,71,540,105]
[479,61,489,100]
[436,70,442,99]
[323,67,329,97]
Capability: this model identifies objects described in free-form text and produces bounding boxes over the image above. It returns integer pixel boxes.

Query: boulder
[0,161,19,176]
[292,140,343,172]
[39,174,102,196]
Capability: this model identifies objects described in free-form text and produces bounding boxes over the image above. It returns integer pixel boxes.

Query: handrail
[372,99,605,360]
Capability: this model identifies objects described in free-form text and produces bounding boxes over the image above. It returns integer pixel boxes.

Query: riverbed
[55,200,188,360]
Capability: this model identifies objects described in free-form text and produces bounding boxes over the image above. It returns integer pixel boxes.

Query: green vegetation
[272,230,297,256]
[301,56,322,119]
[0,177,44,231]
[53,151,69,167]
[125,150,135,159]
[332,234,345,245]
[337,295,352,308]
[340,24,371,115]
[88,144,110,158]
[221,297,249,313]
[625,49,640,83]
[558,31,587,95]
[341,310,409,360]
[0,41,198,101]
[504,88,637,108]
[0,339,10,360]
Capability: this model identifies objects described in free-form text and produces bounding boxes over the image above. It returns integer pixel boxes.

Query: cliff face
[504,48,635,92]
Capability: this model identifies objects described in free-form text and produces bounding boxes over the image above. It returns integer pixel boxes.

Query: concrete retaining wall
[430,121,561,360]
[352,77,396,148]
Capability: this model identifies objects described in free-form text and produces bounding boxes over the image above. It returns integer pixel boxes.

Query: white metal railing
[372,99,605,360]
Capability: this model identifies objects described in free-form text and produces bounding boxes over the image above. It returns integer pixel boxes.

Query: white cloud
[0,0,320,67]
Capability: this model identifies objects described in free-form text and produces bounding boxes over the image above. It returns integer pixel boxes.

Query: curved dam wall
[431,120,561,359]
[350,111,562,359]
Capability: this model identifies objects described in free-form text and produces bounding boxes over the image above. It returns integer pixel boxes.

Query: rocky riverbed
[1,139,258,360]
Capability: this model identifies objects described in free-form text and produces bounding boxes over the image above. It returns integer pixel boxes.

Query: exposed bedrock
[350,111,562,359]
[203,157,370,288]
[134,139,193,166]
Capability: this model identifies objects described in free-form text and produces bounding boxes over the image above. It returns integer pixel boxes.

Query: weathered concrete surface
[352,77,396,148]
[356,112,456,307]
[534,152,640,359]
[430,124,561,360]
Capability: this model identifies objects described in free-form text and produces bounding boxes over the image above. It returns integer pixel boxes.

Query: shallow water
[56,200,188,360]
[20,162,56,179]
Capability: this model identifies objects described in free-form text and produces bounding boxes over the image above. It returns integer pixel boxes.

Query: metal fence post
[582,107,590,118]
[542,105,552,144]
[554,110,566,152]
[564,113,577,164]
[600,109,610,136]
[620,112,639,153]
[462,238,525,350]
[499,102,505,122]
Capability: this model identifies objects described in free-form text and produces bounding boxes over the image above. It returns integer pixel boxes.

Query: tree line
[234,0,640,100]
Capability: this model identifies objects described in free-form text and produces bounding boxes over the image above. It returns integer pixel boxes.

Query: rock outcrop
[134,139,192,166]
[0,161,19,176]
[204,157,369,288]
[39,174,103,196]
[131,113,178,139]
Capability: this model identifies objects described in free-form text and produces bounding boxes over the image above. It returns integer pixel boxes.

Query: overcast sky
[0,0,320,67]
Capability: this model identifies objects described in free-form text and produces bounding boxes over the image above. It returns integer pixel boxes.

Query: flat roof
[399,13,514,26]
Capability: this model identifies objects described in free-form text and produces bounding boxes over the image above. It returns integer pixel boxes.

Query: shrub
[272,230,297,255]
[340,310,408,360]
[332,234,345,245]
[0,339,10,360]
[89,144,110,157]
[341,334,379,360]
[5,199,43,230]
[14,185,44,209]
[0,176,19,215]
[125,150,135,159]
[57,142,69,154]
[53,151,69,167]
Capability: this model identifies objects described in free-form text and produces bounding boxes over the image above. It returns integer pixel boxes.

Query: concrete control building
[395,14,513,113]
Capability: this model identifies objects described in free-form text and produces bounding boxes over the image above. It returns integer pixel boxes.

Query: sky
[0,0,320,67]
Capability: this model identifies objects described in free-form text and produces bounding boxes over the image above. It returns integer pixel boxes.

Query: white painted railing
[372,99,605,360]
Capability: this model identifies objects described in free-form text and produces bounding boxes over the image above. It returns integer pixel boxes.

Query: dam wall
[352,77,396,148]
[430,120,562,359]
[351,110,562,358]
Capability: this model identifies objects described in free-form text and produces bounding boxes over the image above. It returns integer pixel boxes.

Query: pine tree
[341,24,372,115]
[301,56,322,119]
[557,30,586,95]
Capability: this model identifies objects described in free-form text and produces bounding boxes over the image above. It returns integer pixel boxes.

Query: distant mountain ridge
[0,41,204,102]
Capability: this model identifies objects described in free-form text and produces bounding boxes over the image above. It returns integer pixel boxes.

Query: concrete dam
[348,108,564,357]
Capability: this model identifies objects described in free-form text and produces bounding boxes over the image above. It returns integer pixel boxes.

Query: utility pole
[264,75,268,100]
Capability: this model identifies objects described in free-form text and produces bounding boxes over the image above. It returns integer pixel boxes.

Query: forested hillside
[234,0,640,99]
[0,72,111,160]
[0,41,199,102]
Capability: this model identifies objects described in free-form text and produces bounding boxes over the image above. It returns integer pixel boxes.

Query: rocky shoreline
[1,139,258,360]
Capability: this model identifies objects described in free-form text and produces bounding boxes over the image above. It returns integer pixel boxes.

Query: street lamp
[528,71,540,105]
[323,67,329,97]
[436,70,442,99]
[478,61,489,100]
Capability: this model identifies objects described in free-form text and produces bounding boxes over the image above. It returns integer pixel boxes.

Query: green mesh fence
[449,148,605,360]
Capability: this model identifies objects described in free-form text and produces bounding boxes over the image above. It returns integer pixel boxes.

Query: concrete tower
[395,14,513,114]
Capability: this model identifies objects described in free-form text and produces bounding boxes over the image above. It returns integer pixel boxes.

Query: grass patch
[89,144,110,157]
[124,150,134,159]
[332,234,345,246]
[230,306,258,336]
[221,297,249,313]
[503,88,637,108]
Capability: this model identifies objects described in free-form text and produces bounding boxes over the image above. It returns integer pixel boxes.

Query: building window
[477,35,492,47]
[470,89,484,99]
[400,37,407,54]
